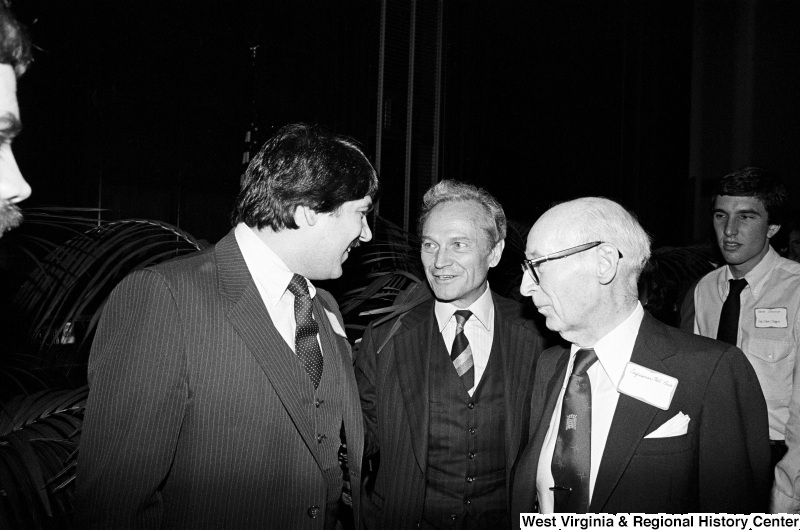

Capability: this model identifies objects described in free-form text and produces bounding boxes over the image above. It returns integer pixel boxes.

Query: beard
[0,202,23,237]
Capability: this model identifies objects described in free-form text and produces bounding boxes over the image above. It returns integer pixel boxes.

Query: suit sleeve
[678,281,698,334]
[75,269,187,529]
[354,321,380,458]
[771,341,800,513]
[699,345,772,512]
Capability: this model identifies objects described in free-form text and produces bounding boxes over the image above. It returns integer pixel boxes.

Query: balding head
[521,197,651,345]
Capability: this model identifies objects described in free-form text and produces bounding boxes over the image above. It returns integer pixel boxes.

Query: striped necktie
[451,310,475,392]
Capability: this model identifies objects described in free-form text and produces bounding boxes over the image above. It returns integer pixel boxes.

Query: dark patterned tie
[451,310,475,391]
[551,348,598,513]
[287,274,323,389]
[716,278,748,346]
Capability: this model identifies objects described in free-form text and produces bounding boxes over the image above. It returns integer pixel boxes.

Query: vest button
[315,399,323,408]
[468,452,475,459]
[468,402,475,409]
[450,514,458,520]
[307,505,321,518]
[466,476,474,483]
[468,427,476,435]
[464,499,471,506]
[316,434,326,443]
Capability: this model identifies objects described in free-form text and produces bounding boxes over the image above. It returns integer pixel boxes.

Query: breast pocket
[742,338,795,402]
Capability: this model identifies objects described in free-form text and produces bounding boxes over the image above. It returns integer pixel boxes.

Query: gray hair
[571,197,652,281]
[418,179,507,247]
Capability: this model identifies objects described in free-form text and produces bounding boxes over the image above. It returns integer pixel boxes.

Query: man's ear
[294,205,319,228]
[767,223,781,239]
[596,243,620,285]
[488,239,505,268]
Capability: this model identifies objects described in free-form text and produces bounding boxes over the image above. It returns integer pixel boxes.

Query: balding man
[511,197,771,514]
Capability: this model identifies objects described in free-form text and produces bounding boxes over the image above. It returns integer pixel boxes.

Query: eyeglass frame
[521,241,623,285]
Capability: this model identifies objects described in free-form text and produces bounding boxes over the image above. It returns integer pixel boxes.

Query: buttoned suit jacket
[75,230,364,529]
[355,293,545,529]
[511,312,772,515]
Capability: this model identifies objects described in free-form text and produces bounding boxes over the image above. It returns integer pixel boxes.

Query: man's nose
[724,218,739,236]
[0,150,31,204]
[359,216,372,242]
[520,269,538,296]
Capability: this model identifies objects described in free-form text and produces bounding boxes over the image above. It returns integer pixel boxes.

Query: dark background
[9,0,800,248]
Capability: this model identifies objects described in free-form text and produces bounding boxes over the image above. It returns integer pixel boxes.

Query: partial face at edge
[0,64,30,238]
[421,200,502,308]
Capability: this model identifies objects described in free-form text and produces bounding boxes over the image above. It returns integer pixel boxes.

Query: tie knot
[287,274,310,298]
[454,309,473,328]
[572,348,598,376]
[728,278,748,296]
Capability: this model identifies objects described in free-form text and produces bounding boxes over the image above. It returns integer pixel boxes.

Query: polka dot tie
[287,274,323,389]
[551,348,598,513]
[451,310,475,392]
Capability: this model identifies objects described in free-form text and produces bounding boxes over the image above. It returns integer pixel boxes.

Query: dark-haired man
[356,180,545,529]
[76,123,378,528]
[685,167,800,513]
[0,4,32,237]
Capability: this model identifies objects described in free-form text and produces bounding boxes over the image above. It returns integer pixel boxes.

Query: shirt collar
[434,284,494,332]
[719,245,778,299]
[234,222,316,305]
[571,302,645,388]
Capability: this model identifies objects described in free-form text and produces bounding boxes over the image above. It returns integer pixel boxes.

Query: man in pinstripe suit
[75,123,378,529]
[355,180,545,529]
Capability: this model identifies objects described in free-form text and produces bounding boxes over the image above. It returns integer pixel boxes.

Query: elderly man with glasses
[511,196,771,515]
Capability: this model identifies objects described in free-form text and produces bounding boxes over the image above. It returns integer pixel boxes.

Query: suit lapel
[531,348,570,472]
[589,314,671,511]
[497,301,537,470]
[216,231,323,467]
[313,293,365,474]
[393,301,435,473]
[512,346,569,513]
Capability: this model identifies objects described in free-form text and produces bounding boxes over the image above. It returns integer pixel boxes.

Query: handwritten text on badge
[617,362,678,411]
[755,308,788,328]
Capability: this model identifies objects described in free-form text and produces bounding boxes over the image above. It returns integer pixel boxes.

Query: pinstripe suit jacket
[75,230,364,529]
[354,293,544,529]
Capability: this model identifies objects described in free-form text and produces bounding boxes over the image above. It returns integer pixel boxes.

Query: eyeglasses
[521,241,623,285]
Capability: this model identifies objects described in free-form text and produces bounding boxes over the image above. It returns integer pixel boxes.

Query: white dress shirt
[434,285,495,396]
[536,302,645,513]
[234,222,321,354]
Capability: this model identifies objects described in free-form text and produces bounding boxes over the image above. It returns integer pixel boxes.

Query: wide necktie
[551,348,598,513]
[451,310,475,392]
[716,278,748,346]
[287,274,323,389]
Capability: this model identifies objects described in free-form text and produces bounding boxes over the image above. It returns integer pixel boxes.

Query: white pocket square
[644,412,689,439]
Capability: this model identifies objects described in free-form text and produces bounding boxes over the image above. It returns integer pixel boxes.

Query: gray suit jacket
[75,230,364,529]
[355,293,544,529]
[511,312,771,514]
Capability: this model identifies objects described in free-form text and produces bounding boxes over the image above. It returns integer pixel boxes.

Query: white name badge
[755,307,788,328]
[324,309,349,337]
[617,362,678,411]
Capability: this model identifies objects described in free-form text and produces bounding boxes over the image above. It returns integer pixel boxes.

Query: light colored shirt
[234,222,320,354]
[536,302,645,513]
[434,285,495,397]
[692,246,800,512]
